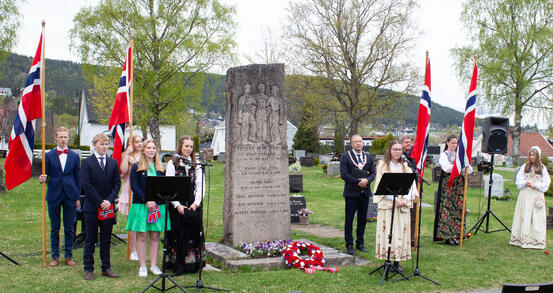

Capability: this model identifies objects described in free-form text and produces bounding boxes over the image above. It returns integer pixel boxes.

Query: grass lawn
[1,159,552,292]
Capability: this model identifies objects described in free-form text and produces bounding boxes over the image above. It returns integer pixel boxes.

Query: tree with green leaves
[70,0,236,148]
[286,0,419,135]
[293,110,320,154]
[0,0,21,65]
[453,0,553,162]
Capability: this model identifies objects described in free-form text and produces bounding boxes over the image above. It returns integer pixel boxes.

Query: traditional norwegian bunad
[510,146,550,249]
[374,160,418,261]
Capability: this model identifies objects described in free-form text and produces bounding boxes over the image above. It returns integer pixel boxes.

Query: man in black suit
[81,133,121,280]
[340,134,375,255]
[38,126,80,267]
[400,135,417,247]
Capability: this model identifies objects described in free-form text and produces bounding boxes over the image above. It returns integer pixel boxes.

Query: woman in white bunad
[374,140,418,272]
[510,146,550,249]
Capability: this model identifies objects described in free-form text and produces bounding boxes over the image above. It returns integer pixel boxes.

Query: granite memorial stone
[483,173,504,198]
[223,64,290,246]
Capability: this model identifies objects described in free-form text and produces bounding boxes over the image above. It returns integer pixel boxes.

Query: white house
[79,92,176,151]
[210,120,298,155]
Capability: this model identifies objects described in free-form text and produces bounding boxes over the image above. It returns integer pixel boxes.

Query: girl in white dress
[510,146,550,249]
[374,140,418,272]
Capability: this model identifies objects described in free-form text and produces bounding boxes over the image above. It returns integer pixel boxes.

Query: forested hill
[0,53,464,127]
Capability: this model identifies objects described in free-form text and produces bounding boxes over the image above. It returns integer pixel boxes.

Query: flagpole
[40,20,47,268]
[460,168,468,248]
[413,51,429,251]
[126,37,134,261]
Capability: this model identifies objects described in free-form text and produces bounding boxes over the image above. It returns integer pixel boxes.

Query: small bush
[322,163,328,174]
[313,157,320,166]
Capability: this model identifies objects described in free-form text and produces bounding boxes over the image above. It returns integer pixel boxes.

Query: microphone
[401,154,415,170]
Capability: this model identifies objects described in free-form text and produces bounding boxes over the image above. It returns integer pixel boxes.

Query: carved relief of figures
[255,83,268,143]
[266,86,283,145]
[237,84,257,144]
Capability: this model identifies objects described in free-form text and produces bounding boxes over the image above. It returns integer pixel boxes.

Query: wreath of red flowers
[281,241,325,269]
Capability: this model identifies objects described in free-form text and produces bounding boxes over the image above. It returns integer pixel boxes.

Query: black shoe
[391,263,403,274]
[356,245,368,252]
[346,245,355,255]
[445,239,456,245]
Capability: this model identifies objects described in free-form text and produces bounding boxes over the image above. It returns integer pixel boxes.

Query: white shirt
[166,158,205,207]
[515,164,551,193]
[94,152,106,168]
[57,147,68,172]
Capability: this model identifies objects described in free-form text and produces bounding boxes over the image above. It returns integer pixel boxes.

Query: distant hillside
[0,53,465,127]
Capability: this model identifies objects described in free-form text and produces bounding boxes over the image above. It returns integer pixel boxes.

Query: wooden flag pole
[460,168,468,248]
[40,20,47,268]
[126,37,134,261]
[413,51,429,250]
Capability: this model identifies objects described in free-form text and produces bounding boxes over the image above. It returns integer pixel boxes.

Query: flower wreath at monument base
[281,241,339,274]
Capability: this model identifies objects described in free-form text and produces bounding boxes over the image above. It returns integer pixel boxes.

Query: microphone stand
[399,156,440,285]
[181,160,229,293]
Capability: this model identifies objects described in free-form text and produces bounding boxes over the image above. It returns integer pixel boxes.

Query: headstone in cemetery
[505,156,513,168]
[319,154,332,164]
[327,161,341,176]
[467,171,483,188]
[289,194,306,223]
[217,152,226,162]
[289,174,303,193]
[306,152,318,158]
[223,64,290,246]
[0,167,6,193]
[432,166,442,182]
[367,197,378,219]
[300,156,314,167]
[294,150,306,160]
[483,173,504,198]
[202,149,214,161]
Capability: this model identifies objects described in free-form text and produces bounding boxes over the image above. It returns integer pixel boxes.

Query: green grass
[1,159,553,292]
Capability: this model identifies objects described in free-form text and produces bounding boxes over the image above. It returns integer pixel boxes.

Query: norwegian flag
[108,45,132,167]
[147,205,161,223]
[410,57,431,175]
[4,31,44,190]
[449,62,478,187]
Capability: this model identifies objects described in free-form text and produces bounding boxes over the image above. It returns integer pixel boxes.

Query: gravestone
[294,150,306,160]
[223,64,290,246]
[300,156,314,167]
[0,167,6,193]
[289,174,303,193]
[467,171,483,188]
[432,166,442,182]
[289,195,306,223]
[483,173,504,198]
[217,152,226,162]
[319,154,332,164]
[367,197,378,218]
[327,161,341,176]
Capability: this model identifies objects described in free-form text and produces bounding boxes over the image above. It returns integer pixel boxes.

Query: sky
[13,0,532,125]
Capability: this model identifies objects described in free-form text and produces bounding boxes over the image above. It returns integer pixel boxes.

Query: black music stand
[0,251,19,265]
[369,172,416,287]
[141,176,191,293]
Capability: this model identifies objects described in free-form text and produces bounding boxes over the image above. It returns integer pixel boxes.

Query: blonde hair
[92,133,109,146]
[54,126,69,137]
[137,139,165,172]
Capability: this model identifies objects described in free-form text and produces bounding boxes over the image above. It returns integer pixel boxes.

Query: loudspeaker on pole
[481,116,509,154]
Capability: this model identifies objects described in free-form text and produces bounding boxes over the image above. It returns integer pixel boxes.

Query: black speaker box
[502,282,553,293]
[481,116,509,154]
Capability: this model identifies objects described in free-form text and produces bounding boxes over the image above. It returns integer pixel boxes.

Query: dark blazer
[129,163,165,204]
[340,150,375,198]
[45,148,81,201]
[80,154,121,213]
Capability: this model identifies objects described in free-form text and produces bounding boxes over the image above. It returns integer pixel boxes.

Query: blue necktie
[357,154,362,163]
[99,157,105,170]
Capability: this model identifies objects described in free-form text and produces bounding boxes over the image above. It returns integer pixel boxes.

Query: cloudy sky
[15,0,528,125]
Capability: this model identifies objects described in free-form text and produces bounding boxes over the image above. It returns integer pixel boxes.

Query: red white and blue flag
[410,57,431,175]
[4,31,44,190]
[108,45,132,167]
[449,62,478,187]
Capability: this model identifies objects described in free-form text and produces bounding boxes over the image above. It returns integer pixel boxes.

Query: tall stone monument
[223,64,290,246]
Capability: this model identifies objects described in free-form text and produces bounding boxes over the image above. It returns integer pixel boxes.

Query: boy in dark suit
[39,126,80,267]
[340,134,375,255]
[81,133,121,280]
